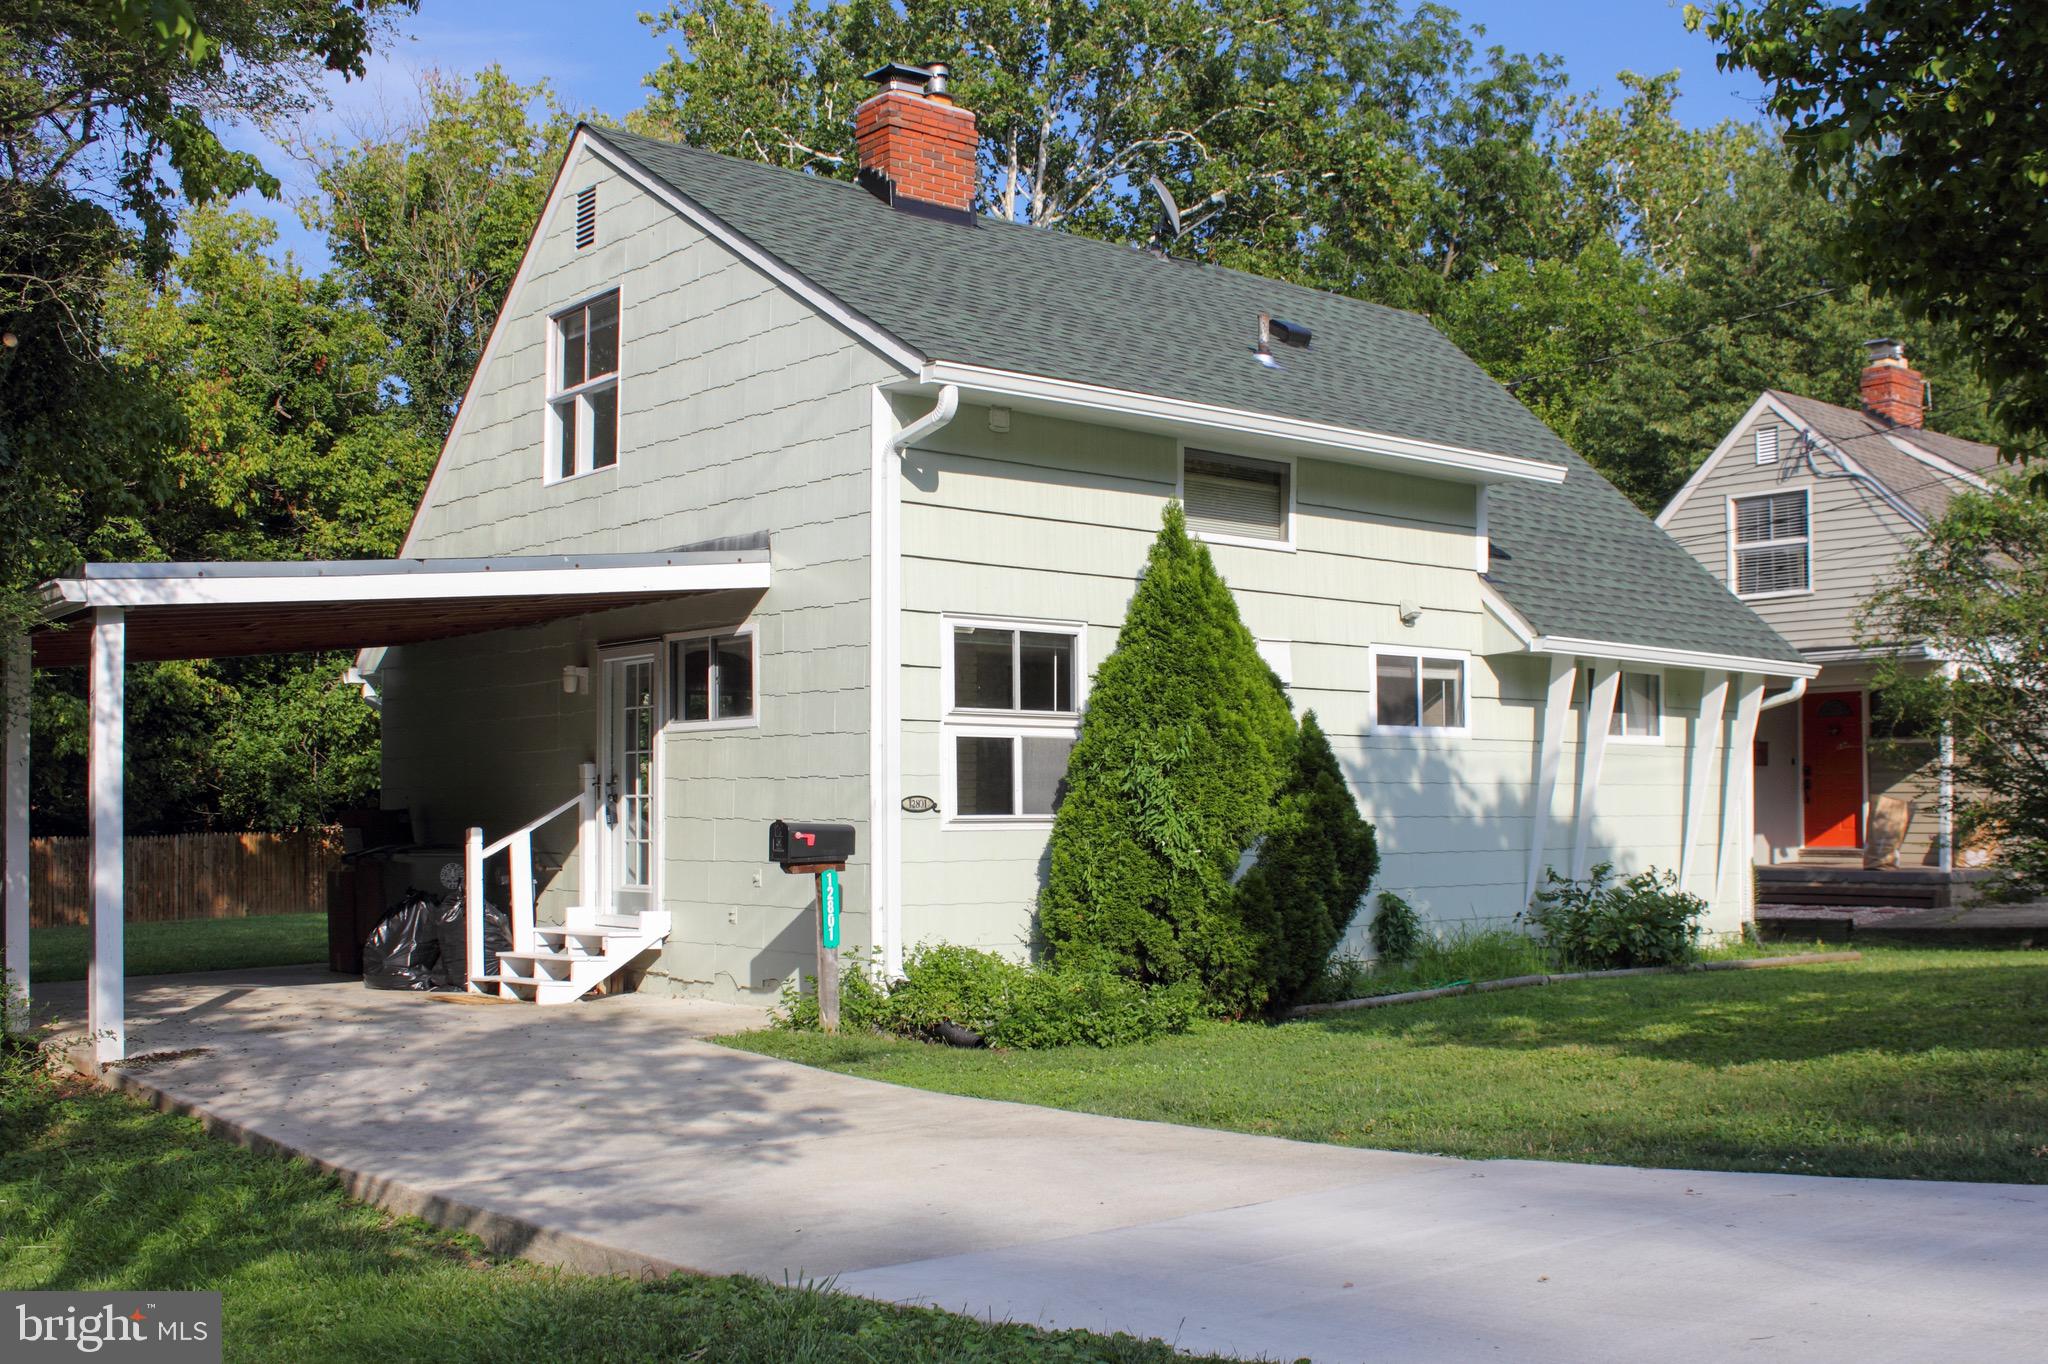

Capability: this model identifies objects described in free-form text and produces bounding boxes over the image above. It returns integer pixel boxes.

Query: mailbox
[768,820,856,869]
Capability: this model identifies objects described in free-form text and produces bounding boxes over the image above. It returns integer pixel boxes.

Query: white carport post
[4,635,30,1019]
[88,607,125,1064]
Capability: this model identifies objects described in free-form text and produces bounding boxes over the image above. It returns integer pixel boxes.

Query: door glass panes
[954,627,1014,708]
[957,736,1014,815]
[615,658,654,889]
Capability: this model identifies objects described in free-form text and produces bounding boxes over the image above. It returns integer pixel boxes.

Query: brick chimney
[1859,338,1927,428]
[854,62,978,223]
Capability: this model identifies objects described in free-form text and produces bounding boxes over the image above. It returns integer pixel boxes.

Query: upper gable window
[1182,449,1293,548]
[548,290,620,481]
[1731,490,1810,597]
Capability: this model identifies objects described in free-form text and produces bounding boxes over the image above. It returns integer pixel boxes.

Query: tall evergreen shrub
[1038,503,1294,1013]
[1233,712,1380,1010]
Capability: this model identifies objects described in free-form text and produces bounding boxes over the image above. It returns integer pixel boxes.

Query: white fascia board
[1801,643,1935,665]
[43,560,770,614]
[909,363,1570,486]
[586,133,924,375]
[1529,634,1819,679]
[1654,392,1779,528]
[1478,579,1538,646]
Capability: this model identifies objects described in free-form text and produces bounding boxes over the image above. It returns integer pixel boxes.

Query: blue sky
[236,0,1768,270]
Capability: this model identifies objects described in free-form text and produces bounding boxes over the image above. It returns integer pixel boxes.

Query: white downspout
[1756,675,1807,712]
[871,384,959,979]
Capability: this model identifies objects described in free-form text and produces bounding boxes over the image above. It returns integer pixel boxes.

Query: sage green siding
[381,140,897,1003]
[897,404,1749,954]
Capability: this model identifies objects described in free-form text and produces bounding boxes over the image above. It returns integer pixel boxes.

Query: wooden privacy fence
[19,828,343,927]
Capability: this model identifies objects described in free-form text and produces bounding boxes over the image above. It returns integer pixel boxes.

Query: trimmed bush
[1038,503,1294,1013]
[1368,889,1422,964]
[776,945,1201,1049]
[1522,862,1705,969]
[1232,712,1379,1010]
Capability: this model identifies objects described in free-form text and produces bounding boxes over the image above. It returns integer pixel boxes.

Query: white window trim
[1366,645,1472,737]
[1176,442,1297,552]
[544,284,624,485]
[663,623,761,732]
[938,613,1087,828]
[1583,665,1666,745]
[1726,487,1814,601]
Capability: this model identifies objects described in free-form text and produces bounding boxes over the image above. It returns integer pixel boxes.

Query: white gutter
[1756,675,1807,711]
[911,363,1567,486]
[888,384,959,454]
[1527,634,1820,680]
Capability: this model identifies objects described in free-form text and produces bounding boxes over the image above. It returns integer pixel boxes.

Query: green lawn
[730,947,2048,1184]
[27,913,327,983]
[0,1078,1222,1363]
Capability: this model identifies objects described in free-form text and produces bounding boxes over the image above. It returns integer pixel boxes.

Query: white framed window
[1729,490,1811,598]
[1578,667,1664,742]
[939,615,1085,824]
[1179,447,1294,549]
[1370,647,1469,735]
[547,288,621,482]
[1754,426,1780,465]
[666,626,758,730]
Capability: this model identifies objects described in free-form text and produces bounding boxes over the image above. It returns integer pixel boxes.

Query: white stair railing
[465,761,600,991]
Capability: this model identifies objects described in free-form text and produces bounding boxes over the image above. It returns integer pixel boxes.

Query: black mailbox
[768,820,856,868]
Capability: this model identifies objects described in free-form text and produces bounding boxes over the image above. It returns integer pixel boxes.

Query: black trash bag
[431,893,513,987]
[362,891,441,991]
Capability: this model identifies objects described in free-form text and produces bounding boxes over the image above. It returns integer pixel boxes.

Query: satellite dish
[1146,176,1226,251]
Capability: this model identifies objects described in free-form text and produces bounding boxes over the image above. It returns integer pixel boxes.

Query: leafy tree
[1231,711,1378,1010]
[1690,0,2047,452]
[1863,485,2048,896]
[1038,503,1294,1014]
[305,67,578,438]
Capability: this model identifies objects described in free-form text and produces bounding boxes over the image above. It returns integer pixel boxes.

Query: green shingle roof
[590,125,1803,668]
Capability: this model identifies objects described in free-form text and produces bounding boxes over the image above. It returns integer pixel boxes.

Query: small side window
[1182,449,1291,546]
[668,630,757,728]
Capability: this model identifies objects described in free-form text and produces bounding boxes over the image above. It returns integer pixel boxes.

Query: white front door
[599,648,659,917]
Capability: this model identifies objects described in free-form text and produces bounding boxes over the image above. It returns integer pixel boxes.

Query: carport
[2,546,771,1063]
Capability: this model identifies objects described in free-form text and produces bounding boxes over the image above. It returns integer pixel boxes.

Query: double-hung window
[1579,667,1663,741]
[549,290,620,480]
[942,617,1084,822]
[668,628,757,729]
[1731,490,1810,597]
[1372,648,1467,734]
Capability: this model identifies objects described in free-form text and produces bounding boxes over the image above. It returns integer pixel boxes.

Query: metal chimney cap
[925,62,951,95]
[1863,337,1906,364]
[864,62,933,89]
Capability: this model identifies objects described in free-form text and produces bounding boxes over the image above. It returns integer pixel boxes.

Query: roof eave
[909,362,1568,486]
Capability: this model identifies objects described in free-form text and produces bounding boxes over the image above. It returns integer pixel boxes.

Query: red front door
[1801,691,1864,848]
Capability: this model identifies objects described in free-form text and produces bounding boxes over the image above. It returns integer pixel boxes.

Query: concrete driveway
[33,967,2048,1363]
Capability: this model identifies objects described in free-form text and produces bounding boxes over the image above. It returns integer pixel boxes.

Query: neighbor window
[942,617,1083,820]
[1373,649,1467,732]
[1579,667,1663,740]
[1182,449,1291,546]
[550,289,620,480]
[669,629,756,727]
[1732,490,1810,596]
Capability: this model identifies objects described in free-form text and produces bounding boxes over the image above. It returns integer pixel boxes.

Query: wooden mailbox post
[767,820,855,1032]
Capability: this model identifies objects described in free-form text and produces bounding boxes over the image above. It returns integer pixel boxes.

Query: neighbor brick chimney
[854,62,978,221]
[1859,338,1927,428]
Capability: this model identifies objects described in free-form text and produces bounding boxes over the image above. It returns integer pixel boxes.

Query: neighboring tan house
[1656,343,2000,885]
[10,63,1814,1046]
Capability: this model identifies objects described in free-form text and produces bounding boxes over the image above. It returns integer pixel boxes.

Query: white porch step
[474,908,671,1005]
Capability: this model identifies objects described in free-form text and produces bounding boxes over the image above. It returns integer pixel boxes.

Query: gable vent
[574,185,597,249]
[1754,426,1779,465]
